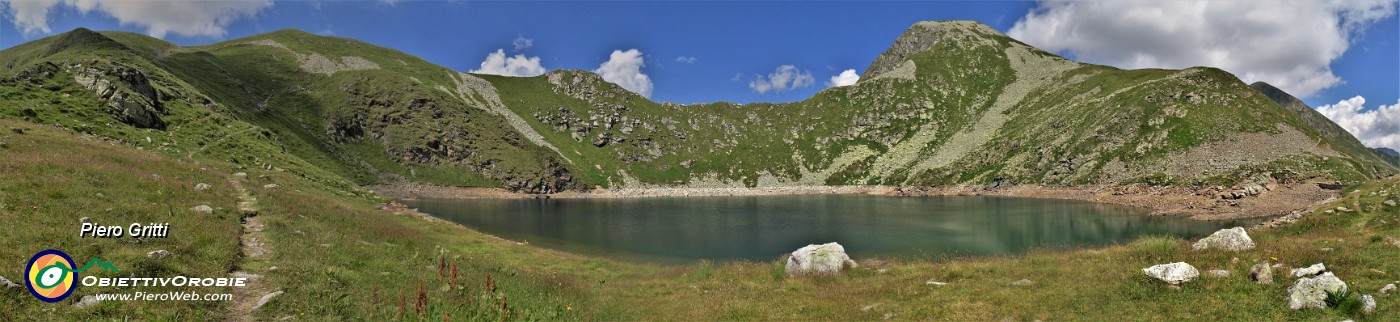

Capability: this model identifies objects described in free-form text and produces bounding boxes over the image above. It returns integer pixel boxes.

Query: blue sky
[1,0,1398,146]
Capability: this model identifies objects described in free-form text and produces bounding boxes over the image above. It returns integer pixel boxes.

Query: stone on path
[253,291,284,311]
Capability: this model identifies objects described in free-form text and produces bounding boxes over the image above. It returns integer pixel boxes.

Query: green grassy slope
[5,118,1399,320]
[1,21,1392,193]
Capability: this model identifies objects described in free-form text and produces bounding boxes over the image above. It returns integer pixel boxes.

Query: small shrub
[770,257,787,281]
[1324,288,1364,316]
[684,259,715,282]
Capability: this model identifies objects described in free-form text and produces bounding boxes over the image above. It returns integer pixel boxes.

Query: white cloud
[1317,96,1400,151]
[594,49,653,97]
[1008,0,1397,98]
[748,65,814,94]
[4,0,60,35]
[512,34,532,52]
[471,49,546,77]
[675,56,696,64]
[828,69,860,87]
[4,0,273,38]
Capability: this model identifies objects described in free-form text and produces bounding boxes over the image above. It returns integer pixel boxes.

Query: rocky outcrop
[71,64,166,129]
[1288,272,1347,310]
[1191,227,1255,251]
[785,242,858,276]
[1143,262,1199,285]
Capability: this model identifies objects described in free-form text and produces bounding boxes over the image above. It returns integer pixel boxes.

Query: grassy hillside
[4,118,1398,320]
[0,21,1393,195]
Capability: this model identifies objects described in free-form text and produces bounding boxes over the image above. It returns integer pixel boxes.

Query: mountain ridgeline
[1,21,1394,193]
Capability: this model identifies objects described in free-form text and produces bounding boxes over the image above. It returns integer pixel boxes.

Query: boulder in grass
[1143,262,1199,285]
[1191,227,1255,251]
[191,205,213,214]
[1249,261,1274,284]
[1287,272,1347,310]
[785,242,857,276]
[1292,263,1326,277]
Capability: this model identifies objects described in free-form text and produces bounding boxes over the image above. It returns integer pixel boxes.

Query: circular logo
[26,249,77,303]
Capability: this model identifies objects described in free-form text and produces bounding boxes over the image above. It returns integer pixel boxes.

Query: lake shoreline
[368,181,1339,221]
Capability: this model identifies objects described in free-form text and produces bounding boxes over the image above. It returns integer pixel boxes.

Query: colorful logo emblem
[26,249,78,303]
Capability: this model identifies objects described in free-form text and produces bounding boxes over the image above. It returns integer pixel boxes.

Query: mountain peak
[861,20,1010,81]
[44,27,128,57]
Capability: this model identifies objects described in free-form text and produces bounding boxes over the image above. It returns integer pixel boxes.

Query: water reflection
[403,195,1254,264]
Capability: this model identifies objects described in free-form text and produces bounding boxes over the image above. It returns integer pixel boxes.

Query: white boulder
[1292,263,1326,277]
[1381,283,1396,296]
[785,242,857,276]
[1362,294,1375,314]
[191,205,213,214]
[1288,272,1348,310]
[1191,227,1255,251]
[1143,262,1200,285]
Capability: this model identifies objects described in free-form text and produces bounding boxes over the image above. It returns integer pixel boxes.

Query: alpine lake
[402,194,1259,264]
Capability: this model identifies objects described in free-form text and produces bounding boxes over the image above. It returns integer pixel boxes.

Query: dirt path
[227,175,280,322]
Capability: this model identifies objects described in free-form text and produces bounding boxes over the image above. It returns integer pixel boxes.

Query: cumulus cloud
[471,49,546,77]
[1316,96,1400,151]
[675,56,696,64]
[4,0,273,38]
[512,34,533,52]
[594,49,653,97]
[748,65,814,94]
[828,69,860,87]
[1007,0,1397,98]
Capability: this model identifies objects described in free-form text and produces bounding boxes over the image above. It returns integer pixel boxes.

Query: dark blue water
[402,195,1251,264]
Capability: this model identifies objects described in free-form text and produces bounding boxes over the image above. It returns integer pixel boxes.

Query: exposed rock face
[1143,262,1199,285]
[1288,272,1347,310]
[785,242,858,276]
[72,64,166,129]
[1192,227,1255,251]
[1249,261,1274,284]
